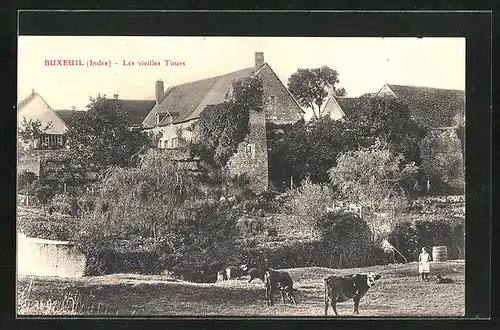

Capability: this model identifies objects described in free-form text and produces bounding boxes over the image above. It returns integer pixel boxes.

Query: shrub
[49,194,78,215]
[318,212,381,268]
[243,239,384,270]
[18,171,38,192]
[17,215,77,241]
[387,214,465,261]
[282,178,335,237]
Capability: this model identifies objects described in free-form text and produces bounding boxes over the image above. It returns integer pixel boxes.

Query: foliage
[282,178,336,238]
[87,152,202,240]
[244,238,384,270]
[66,94,151,179]
[318,212,383,268]
[17,213,77,241]
[75,151,241,281]
[342,96,427,166]
[328,141,418,239]
[194,77,263,167]
[49,194,78,215]
[18,117,53,148]
[287,66,346,119]
[387,214,465,261]
[420,130,465,195]
[17,171,38,192]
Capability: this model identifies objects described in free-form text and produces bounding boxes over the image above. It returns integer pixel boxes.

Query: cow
[436,275,453,284]
[324,272,381,316]
[264,268,297,306]
[240,264,265,283]
[226,266,244,280]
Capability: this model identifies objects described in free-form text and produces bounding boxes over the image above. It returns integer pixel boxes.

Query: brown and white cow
[324,272,381,316]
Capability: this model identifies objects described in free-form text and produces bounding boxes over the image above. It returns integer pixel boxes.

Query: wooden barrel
[432,246,448,262]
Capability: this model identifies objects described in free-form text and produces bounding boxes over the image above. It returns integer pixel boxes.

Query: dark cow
[324,272,381,316]
[241,264,265,283]
[436,275,453,284]
[264,268,297,306]
[226,266,244,280]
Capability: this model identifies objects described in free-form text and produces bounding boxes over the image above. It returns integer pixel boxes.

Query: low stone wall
[17,233,86,278]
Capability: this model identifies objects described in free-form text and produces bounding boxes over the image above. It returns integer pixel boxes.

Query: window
[172,138,178,148]
[246,143,255,159]
[57,135,63,145]
[44,135,50,144]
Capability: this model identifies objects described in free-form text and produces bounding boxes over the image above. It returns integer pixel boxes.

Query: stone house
[141,52,304,193]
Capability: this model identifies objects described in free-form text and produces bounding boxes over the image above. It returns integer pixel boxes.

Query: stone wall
[17,233,86,278]
[227,109,269,193]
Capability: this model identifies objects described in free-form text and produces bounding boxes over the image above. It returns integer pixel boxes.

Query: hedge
[387,214,465,261]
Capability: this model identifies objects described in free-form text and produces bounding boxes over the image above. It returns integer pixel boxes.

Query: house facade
[18,90,69,150]
[142,52,304,192]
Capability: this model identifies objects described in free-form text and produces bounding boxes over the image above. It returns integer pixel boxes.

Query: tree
[66,94,151,180]
[18,117,53,149]
[287,66,346,119]
[328,141,418,240]
[267,117,349,188]
[342,96,427,167]
[419,130,464,195]
[194,76,263,168]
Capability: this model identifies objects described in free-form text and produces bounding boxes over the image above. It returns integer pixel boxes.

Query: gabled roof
[54,110,86,128]
[17,93,38,109]
[142,63,304,128]
[119,99,156,126]
[142,67,255,128]
[320,96,346,119]
[381,84,465,128]
[18,92,69,134]
[336,97,373,117]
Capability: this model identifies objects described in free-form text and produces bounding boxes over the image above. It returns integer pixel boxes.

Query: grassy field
[17,261,464,317]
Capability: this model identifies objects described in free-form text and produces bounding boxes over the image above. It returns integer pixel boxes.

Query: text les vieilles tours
[44,59,186,68]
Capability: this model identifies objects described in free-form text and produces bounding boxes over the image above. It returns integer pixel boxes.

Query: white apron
[419,252,430,273]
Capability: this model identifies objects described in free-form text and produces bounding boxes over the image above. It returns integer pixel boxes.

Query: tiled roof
[54,110,86,128]
[119,100,156,126]
[384,84,465,128]
[336,97,373,117]
[142,67,257,128]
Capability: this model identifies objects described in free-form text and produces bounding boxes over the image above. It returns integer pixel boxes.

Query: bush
[18,171,38,192]
[387,214,465,261]
[77,200,242,282]
[282,178,335,237]
[49,194,78,215]
[17,215,77,241]
[318,212,383,268]
[243,239,385,270]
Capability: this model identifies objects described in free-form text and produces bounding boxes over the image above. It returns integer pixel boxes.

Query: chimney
[255,52,264,70]
[155,80,164,105]
[31,89,35,95]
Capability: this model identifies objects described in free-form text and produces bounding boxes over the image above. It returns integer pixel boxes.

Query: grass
[17,261,464,317]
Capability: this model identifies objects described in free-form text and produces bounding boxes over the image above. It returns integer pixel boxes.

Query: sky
[18,37,465,120]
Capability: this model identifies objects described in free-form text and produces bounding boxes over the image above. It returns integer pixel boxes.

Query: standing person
[419,247,431,281]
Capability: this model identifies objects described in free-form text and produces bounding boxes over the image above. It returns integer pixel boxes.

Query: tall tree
[342,96,427,166]
[287,66,346,119]
[66,94,151,180]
